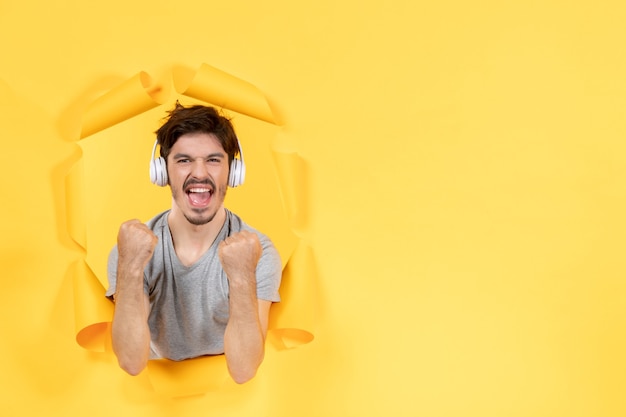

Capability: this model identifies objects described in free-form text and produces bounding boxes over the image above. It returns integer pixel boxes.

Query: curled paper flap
[65,158,86,249]
[268,240,317,350]
[173,64,276,124]
[271,150,309,237]
[147,356,228,397]
[73,259,113,352]
[80,72,165,139]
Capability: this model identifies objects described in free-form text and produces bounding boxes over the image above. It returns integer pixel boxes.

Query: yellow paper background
[2,1,626,416]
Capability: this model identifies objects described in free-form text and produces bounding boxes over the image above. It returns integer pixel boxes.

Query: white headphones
[149,138,246,188]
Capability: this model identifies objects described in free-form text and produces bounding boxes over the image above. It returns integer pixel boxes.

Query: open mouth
[186,186,213,207]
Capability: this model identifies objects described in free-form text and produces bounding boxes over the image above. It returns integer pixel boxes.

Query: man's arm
[223,294,272,384]
[219,231,270,384]
[111,219,157,376]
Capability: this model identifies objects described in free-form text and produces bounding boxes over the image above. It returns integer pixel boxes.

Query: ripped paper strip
[80,72,166,139]
[173,64,276,124]
[72,259,114,352]
[268,240,316,349]
[272,149,309,238]
[66,63,316,397]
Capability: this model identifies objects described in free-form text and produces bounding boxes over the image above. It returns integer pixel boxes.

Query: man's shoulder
[226,210,268,239]
[146,210,170,231]
[225,210,278,261]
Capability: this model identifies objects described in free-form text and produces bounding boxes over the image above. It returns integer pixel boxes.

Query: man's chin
[184,208,218,226]
[184,217,208,226]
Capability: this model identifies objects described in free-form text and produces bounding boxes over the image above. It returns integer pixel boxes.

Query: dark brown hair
[155,102,240,164]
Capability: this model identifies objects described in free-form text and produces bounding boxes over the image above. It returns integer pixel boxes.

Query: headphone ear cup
[238,159,246,186]
[228,159,238,187]
[229,158,246,187]
[150,157,168,187]
[150,159,157,185]
[149,140,168,187]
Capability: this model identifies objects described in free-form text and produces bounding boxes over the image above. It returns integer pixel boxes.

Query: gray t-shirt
[106,209,282,361]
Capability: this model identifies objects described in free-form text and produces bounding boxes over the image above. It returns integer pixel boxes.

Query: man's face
[167,132,229,226]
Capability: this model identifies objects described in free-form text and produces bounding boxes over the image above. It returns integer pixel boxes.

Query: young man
[106,102,282,384]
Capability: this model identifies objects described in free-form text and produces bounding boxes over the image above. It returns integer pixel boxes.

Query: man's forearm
[223,279,265,384]
[111,269,151,376]
[112,219,157,375]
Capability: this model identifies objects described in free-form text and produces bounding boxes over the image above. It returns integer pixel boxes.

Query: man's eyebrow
[172,152,226,159]
[206,152,226,158]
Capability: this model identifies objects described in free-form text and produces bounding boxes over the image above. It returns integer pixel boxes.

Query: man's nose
[191,160,209,178]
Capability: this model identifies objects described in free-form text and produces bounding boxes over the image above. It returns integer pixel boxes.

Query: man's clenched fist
[117,219,158,275]
[218,230,262,284]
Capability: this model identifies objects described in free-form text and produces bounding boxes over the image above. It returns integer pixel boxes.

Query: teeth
[189,188,211,193]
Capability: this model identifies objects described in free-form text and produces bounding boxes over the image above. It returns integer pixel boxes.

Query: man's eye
[177,159,190,163]
[208,158,221,163]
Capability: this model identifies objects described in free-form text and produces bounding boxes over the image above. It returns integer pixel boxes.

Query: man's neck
[167,206,227,266]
